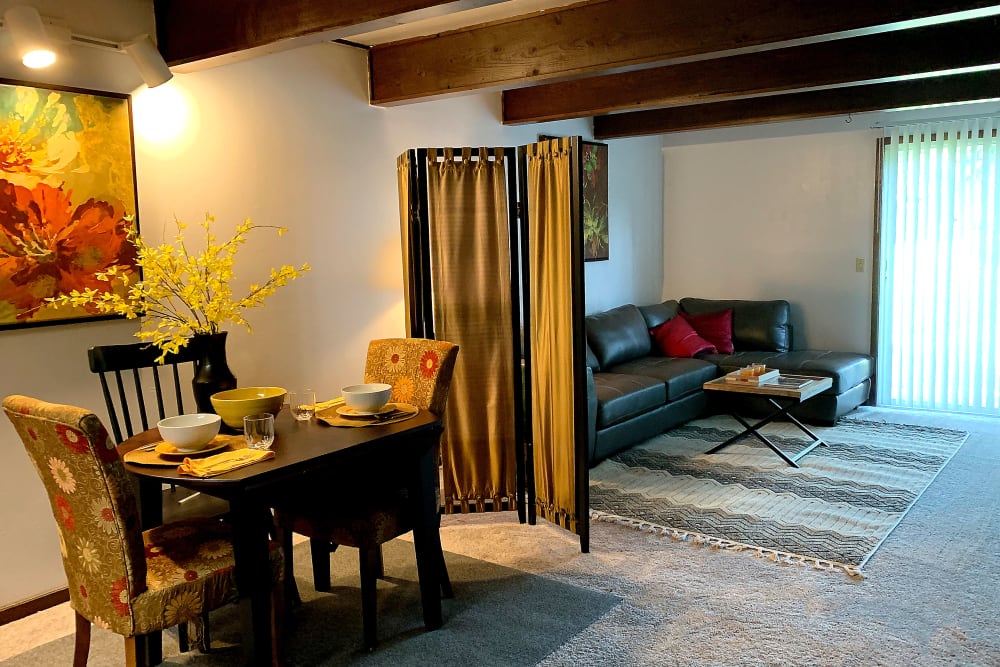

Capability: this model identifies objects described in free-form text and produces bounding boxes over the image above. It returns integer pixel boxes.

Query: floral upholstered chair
[274,337,459,650]
[2,395,284,666]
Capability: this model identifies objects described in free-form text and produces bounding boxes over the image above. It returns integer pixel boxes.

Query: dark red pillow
[650,316,717,357]
[681,309,734,354]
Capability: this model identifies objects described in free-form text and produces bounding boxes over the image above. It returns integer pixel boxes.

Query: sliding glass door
[877,117,999,415]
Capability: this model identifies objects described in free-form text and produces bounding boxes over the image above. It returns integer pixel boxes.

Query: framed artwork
[0,79,138,330]
[581,140,609,261]
[538,135,610,261]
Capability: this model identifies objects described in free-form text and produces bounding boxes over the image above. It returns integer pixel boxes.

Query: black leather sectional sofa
[584,297,873,466]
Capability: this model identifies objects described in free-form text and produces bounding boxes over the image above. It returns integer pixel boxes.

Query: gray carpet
[2,540,620,666]
[3,408,998,666]
[589,415,969,576]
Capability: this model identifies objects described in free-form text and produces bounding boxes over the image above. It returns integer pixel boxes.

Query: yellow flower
[164,591,202,625]
[46,212,309,360]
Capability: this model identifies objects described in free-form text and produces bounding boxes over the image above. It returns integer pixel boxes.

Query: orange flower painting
[0,81,137,329]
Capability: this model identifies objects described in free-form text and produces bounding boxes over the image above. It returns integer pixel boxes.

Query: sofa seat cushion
[592,373,667,428]
[609,357,718,401]
[701,350,873,394]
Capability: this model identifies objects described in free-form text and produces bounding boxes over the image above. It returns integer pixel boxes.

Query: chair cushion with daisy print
[2,394,283,667]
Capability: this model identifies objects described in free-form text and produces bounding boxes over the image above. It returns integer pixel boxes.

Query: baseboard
[0,587,69,626]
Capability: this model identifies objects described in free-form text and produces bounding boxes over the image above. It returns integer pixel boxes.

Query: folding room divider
[396,137,590,550]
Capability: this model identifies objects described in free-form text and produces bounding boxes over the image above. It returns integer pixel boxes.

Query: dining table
[119,406,445,666]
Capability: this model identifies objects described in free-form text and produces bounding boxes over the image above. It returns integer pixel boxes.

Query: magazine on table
[764,375,814,389]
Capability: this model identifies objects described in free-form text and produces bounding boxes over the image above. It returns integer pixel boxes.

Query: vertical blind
[878,117,1000,414]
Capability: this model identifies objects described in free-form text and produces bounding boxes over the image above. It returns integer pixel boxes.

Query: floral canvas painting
[0,80,137,329]
[582,140,609,261]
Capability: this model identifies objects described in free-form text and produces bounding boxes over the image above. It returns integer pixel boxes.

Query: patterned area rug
[589,415,969,577]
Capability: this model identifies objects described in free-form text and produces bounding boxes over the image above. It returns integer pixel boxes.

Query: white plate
[336,403,396,418]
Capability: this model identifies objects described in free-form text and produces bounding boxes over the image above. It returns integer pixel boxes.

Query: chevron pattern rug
[589,415,968,577]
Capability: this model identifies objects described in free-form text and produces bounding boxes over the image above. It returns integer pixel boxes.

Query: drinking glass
[289,389,316,421]
[244,413,275,450]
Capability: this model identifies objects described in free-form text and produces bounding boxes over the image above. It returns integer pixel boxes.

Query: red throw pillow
[650,316,717,357]
[681,309,734,354]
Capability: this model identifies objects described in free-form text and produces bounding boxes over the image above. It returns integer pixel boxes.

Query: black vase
[191,331,238,414]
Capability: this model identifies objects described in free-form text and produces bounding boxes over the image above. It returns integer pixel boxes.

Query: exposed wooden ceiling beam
[503,15,1000,124]
[592,69,1000,138]
[369,0,999,104]
[153,0,510,68]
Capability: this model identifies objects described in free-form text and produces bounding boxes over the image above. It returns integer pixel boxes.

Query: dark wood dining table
[119,407,444,666]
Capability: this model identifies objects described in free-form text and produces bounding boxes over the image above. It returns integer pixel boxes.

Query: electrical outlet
[855,258,865,273]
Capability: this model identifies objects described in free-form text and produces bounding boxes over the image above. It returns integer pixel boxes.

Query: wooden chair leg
[200,609,211,653]
[437,546,453,599]
[309,537,332,592]
[279,524,301,607]
[178,622,189,652]
[359,547,380,651]
[123,635,143,667]
[73,612,91,667]
[271,570,286,666]
[374,544,385,579]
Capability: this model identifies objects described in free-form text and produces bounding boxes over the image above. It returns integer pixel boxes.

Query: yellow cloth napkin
[314,396,345,411]
[178,449,275,478]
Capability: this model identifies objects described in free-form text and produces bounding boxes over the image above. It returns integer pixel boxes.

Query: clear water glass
[289,389,316,421]
[243,413,275,449]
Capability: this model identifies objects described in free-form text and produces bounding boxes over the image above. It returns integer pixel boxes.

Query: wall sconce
[3,5,55,69]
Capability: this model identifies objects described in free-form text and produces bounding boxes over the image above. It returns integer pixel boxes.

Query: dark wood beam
[369,0,999,104]
[153,0,509,67]
[503,15,1000,124]
[592,69,1000,138]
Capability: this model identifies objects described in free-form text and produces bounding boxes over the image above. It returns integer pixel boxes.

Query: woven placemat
[316,402,418,427]
[123,434,246,467]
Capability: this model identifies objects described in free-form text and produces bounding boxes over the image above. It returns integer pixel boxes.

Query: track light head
[4,5,55,69]
[124,34,172,88]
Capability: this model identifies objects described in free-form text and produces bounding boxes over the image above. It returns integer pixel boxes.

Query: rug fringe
[589,509,865,580]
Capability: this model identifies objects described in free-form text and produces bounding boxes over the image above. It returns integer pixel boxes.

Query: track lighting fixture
[124,34,173,88]
[3,5,55,69]
[2,7,173,88]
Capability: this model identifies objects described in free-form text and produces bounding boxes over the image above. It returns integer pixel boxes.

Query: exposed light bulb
[21,48,55,68]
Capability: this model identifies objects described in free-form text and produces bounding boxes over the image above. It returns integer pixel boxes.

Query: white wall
[663,129,878,352]
[661,100,1000,354]
[0,2,663,607]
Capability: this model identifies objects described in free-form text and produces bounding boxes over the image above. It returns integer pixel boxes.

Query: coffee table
[702,373,833,467]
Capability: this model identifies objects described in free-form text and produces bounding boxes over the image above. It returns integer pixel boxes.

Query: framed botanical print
[0,79,138,330]
[581,139,609,261]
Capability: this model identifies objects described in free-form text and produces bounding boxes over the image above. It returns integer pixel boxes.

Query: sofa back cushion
[679,298,791,352]
[638,300,680,329]
[585,304,652,368]
[585,342,600,371]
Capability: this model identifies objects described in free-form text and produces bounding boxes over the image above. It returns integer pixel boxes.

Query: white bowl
[157,413,222,452]
[341,383,393,413]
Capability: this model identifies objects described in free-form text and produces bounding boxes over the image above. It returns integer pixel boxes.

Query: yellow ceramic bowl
[210,386,287,430]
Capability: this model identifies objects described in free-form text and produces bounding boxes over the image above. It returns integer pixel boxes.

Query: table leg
[229,498,275,666]
[135,479,164,665]
[408,432,444,631]
[706,398,826,467]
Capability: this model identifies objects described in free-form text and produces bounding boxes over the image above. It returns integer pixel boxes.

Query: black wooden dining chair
[87,341,231,652]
